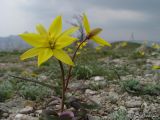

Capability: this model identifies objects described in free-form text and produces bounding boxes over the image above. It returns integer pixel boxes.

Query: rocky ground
[0,42,160,120]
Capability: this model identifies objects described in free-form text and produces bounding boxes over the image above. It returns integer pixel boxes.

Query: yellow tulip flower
[121,42,128,47]
[139,51,145,56]
[83,14,111,47]
[19,16,78,66]
[152,43,160,49]
[152,65,160,70]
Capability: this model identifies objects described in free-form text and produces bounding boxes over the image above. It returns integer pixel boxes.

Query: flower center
[48,33,57,49]
[49,41,55,49]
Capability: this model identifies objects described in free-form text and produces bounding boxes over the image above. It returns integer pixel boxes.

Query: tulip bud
[87,28,102,39]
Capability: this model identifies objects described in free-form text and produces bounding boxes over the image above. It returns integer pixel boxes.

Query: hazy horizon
[0,0,160,41]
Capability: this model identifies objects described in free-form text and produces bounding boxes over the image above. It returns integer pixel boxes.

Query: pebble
[125,101,142,108]
[87,114,101,120]
[107,92,119,104]
[48,100,59,106]
[92,76,105,81]
[19,106,33,114]
[89,95,102,105]
[2,112,9,118]
[85,89,97,95]
[35,110,42,115]
[14,114,38,120]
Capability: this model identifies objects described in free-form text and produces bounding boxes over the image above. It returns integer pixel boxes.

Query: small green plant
[73,65,93,79]
[121,79,160,96]
[111,108,128,120]
[143,84,160,95]
[129,51,146,59]
[19,83,51,101]
[122,79,141,92]
[91,63,107,76]
[0,81,14,102]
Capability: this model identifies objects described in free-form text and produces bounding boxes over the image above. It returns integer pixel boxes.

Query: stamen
[49,41,55,49]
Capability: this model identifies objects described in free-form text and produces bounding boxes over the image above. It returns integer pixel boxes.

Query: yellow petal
[19,33,49,47]
[83,13,90,33]
[20,47,41,60]
[36,24,47,35]
[38,48,53,66]
[62,27,79,36]
[53,49,74,66]
[55,36,77,49]
[49,16,62,37]
[92,36,111,46]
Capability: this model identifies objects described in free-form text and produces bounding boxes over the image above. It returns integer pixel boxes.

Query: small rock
[48,100,59,106]
[85,89,97,95]
[108,92,119,104]
[15,114,38,120]
[89,95,102,105]
[65,93,73,98]
[92,76,104,81]
[141,102,149,114]
[127,108,140,119]
[145,74,153,77]
[68,97,85,110]
[90,80,107,88]
[87,114,101,120]
[69,81,87,90]
[125,101,142,108]
[35,110,42,115]
[38,75,47,81]
[19,106,33,114]
[55,105,66,110]
[119,106,127,111]
[127,109,134,119]
[105,103,114,113]
[2,112,9,118]
[0,103,9,113]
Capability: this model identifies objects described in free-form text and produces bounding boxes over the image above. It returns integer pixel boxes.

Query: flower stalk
[64,37,88,92]
[59,36,89,112]
[58,60,65,112]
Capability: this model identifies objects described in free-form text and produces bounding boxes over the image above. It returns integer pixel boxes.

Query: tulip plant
[19,14,111,118]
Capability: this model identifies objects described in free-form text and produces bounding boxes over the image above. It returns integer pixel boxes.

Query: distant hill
[126,40,160,46]
[0,35,29,51]
[111,41,141,48]
[0,34,159,51]
[110,41,142,52]
[110,40,159,50]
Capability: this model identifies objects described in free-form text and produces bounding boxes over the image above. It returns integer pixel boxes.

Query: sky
[0,0,160,41]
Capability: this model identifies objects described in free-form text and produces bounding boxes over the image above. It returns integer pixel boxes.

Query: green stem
[64,37,88,92]
[58,60,65,112]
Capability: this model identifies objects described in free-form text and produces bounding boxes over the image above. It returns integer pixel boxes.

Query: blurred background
[0,0,160,51]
